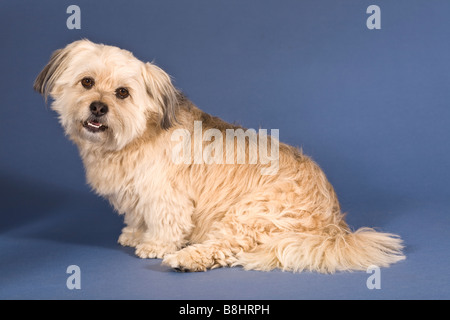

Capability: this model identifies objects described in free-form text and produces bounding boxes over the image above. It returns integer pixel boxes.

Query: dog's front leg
[134,197,194,259]
[118,213,146,248]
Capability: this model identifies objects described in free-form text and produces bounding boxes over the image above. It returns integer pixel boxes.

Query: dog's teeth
[88,122,101,129]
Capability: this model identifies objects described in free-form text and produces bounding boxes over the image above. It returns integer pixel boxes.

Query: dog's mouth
[82,119,108,133]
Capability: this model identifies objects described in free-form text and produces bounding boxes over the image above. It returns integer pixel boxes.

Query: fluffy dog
[34,39,404,272]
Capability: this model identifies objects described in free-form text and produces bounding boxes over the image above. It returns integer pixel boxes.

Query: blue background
[0,0,449,299]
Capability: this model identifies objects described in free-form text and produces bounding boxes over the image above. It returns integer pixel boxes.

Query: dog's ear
[142,62,179,130]
[34,48,71,101]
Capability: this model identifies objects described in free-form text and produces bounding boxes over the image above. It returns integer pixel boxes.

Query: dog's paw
[163,247,215,272]
[135,243,177,259]
[118,231,141,248]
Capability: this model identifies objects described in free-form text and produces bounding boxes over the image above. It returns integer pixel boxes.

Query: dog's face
[34,40,178,150]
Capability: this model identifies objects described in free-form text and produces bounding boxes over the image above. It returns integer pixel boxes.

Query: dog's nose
[89,101,108,117]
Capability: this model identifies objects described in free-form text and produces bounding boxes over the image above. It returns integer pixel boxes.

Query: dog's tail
[235,227,405,273]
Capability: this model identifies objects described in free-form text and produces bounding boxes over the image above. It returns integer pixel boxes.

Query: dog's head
[34,39,179,150]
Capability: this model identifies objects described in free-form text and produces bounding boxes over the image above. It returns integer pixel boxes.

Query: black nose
[89,101,108,117]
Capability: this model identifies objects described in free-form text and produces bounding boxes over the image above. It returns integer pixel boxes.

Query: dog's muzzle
[82,101,109,133]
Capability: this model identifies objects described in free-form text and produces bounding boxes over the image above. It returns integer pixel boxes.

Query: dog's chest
[82,148,167,214]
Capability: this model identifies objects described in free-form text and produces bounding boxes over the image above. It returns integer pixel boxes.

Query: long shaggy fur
[236,228,404,273]
[34,39,405,273]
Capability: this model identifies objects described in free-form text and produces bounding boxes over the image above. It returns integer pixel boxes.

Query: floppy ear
[34,48,71,101]
[142,62,179,130]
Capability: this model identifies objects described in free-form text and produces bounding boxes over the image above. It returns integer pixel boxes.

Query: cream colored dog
[34,39,405,273]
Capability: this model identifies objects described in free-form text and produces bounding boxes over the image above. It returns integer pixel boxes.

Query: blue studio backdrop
[0,0,449,299]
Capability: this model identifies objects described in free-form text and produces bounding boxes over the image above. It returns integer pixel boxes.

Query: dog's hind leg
[162,240,235,272]
[162,216,258,272]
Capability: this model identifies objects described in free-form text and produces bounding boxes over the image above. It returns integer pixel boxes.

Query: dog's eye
[81,77,94,89]
[116,88,130,99]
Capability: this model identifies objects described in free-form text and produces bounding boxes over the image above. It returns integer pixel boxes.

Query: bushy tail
[235,227,405,273]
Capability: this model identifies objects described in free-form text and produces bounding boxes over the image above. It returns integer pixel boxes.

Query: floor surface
[0,175,448,300]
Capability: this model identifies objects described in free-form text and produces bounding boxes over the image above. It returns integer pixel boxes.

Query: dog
[34,39,405,272]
